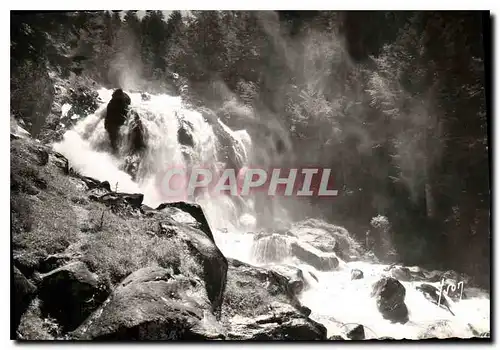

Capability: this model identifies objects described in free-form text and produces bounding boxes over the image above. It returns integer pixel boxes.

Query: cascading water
[53,87,490,340]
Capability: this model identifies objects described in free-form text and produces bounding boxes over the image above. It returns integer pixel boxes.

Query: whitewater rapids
[53,87,490,340]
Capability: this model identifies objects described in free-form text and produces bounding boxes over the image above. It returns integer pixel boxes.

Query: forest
[11,10,491,288]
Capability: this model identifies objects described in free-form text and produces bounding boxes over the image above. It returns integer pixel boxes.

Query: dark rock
[96,192,144,209]
[223,259,326,340]
[346,324,365,340]
[291,241,339,271]
[178,120,194,147]
[328,335,345,340]
[351,269,364,280]
[71,266,225,340]
[105,89,131,152]
[141,92,151,101]
[371,277,408,324]
[38,262,109,332]
[13,267,37,330]
[127,110,147,155]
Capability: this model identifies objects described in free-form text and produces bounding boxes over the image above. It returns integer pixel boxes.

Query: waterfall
[53,87,490,340]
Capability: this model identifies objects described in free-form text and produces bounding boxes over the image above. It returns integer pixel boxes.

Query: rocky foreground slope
[11,134,325,340]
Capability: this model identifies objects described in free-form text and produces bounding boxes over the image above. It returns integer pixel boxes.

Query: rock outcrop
[221,259,326,340]
[72,267,225,340]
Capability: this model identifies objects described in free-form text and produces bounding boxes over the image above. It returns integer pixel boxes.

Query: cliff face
[11,134,326,340]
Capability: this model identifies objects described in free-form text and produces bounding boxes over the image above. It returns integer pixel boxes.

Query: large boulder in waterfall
[351,269,364,280]
[291,241,339,271]
[222,259,326,340]
[71,266,225,340]
[38,261,109,332]
[127,109,147,155]
[287,219,363,262]
[105,89,131,151]
[178,119,195,147]
[371,277,408,324]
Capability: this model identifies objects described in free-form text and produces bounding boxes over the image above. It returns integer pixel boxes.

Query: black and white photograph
[10,8,492,341]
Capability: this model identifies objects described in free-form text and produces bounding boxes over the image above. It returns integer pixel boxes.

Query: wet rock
[389,266,412,281]
[371,277,408,324]
[287,219,363,261]
[291,241,339,271]
[127,110,147,155]
[178,120,194,147]
[38,262,109,332]
[222,259,325,340]
[105,89,131,152]
[226,305,327,340]
[72,266,224,340]
[346,324,365,340]
[13,267,37,330]
[351,269,364,280]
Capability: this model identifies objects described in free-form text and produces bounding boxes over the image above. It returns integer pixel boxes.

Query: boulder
[178,120,194,147]
[346,324,365,340]
[72,266,224,340]
[222,259,325,340]
[127,110,147,155]
[13,267,37,330]
[104,89,131,152]
[291,241,339,271]
[38,262,109,332]
[351,269,364,280]
[371,277,408,324]
[389,266,413,281]
[287,219,363,261]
